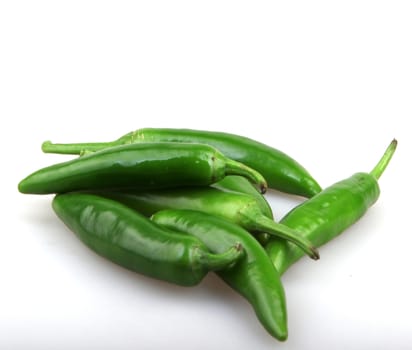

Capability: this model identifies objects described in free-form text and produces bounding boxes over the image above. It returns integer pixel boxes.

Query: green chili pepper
[101,187,319,260]
[152,209,288,341]
[74,151,273,219]
[213,175,274,245]
[19,142,267,194]
[52,193,244,286]
[213,175,274,219]
[73,152,273,219]
[266,139,397,275]
[42,128,321,197]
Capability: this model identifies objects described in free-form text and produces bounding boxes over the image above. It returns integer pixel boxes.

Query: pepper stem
[225,158,268,194]
[196,243,244,271]
[370,139,398,180]
[41,132,135,154]
[251,214,320,260]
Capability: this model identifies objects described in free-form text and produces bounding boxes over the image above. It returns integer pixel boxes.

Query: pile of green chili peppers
[19,128,397,341]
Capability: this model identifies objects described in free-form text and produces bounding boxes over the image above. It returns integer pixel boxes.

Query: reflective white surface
[1,1,411,349]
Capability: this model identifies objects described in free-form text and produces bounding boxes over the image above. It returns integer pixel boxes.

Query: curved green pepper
[213,175,274,219]
[19,142,267,194]
[101,187,319,260]
[213,175,274,245]
[52,193,244,286]
[152,209,288,341]
[266,140,397,275]
[42,128,321,197]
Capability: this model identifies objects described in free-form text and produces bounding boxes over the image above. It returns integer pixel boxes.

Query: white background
[1,1,411,349]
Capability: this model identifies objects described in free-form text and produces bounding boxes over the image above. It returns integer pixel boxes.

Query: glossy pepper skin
[266,140,397,275]
[42,128,321,197]
[152,209,288,341]
[65,152,272,215]
[213,175,274,245]
[19,142,267,194]
[212,175,274,219]
[101,187,319,260]
[52,193,244,286]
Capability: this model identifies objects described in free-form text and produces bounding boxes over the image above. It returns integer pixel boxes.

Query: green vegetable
[266,140,397,275]
[213,175,274,245]
[42,128,321,197]
[152,209,288,341]
[213,175,274,219]
[52,193,244,286]
[19,142,267,194]
[101,187,319,260]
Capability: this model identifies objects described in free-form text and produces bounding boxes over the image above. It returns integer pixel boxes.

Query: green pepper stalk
[212,175,274,245]
[266,139,397,275]
[19,142,267,194]
[100,188,320,260]
[52,193,244,286]
[41,127,321,198]
[152,209,288,341]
